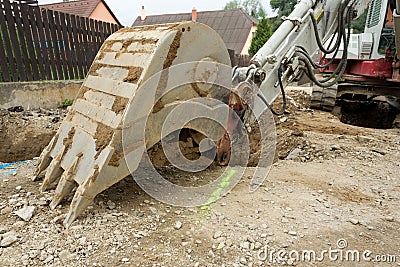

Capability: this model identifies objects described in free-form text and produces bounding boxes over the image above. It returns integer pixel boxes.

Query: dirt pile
[249,89,312,163]
[0,108,66,163]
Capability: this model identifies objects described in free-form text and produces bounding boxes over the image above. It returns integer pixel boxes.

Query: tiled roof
[40,0,121,25]
[132,9,258,54]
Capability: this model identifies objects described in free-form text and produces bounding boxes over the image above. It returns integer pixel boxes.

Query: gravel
[1,89,399,266]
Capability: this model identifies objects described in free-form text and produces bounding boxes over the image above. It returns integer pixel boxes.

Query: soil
[0,108,66,163]
[94,123,114,159]
[163,29,182,69]
[123,67,143,84]
[0,88,399,267]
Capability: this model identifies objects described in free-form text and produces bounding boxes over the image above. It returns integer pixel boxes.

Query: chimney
[192,8,197,22]
[140,6,146,22]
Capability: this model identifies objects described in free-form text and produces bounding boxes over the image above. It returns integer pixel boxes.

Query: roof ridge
[40,0,100,7]
[238,8,259,24]
[39,0,121,26]
[143,8,253,18]
[132,8,258,55]
[41,0,99,5]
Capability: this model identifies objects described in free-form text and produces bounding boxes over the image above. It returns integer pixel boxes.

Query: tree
[224,0,273,54]
[224,0,266,18]
[249,17,272,55]
[352,11,367,34]
[224,0,241,10]
[242,0,266,18]
[270,0,297,16]
[269,0,297,31]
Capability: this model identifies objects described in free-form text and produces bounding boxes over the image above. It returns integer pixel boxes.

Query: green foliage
[224,0,241,10]
[249,17,272,55]
[352,11,367,34]
[224,0,266,18]
[61,99,74,108]
[270,0,297,31]
[242,0,266,18]
[270,0,297,16]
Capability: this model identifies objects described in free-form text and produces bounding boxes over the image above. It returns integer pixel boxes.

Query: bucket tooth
[63,187,93,228]
[49,155,81,209]
[34,22,231,227]
[33,135,58,180]
[41,152,64,192]
[50,177,76,210]
[34,155,51,180]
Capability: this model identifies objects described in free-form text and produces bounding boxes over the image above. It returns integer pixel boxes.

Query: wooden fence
[228,49,251,67]
[0,0,122,82]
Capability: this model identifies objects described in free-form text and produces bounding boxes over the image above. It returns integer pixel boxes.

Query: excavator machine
[310,0,400,129]
[35,0,387,227]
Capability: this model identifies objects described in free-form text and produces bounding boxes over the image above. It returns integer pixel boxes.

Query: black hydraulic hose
[296,46,340,69]
[299,39,348,87]
[299,56,347,87]
[318,3,347,60]
[319,30,338,63]
[257,66,286,116]
[296,2,348,71]
[317,6,353,83]
[258,2,353,111]
[299,5,353,87]
[299,34,348,86]
[295,30,341,70]
[310,1,345,54]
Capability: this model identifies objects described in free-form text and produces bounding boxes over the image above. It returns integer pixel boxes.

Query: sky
[38,0,273,26]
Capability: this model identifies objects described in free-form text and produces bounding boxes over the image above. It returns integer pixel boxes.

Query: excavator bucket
[34,22,231,227]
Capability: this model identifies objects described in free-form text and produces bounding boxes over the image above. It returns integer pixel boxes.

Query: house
[40,0,121,26]
[132,8,258,56]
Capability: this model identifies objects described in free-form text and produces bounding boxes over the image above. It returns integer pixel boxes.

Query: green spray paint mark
[196,169,237,224]
[202,169,236,207]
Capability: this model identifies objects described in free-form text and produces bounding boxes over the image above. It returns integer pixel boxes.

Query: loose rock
[174,221,182,230]
[0,235,18,248]
[14,206,35,221]
[349,218,359,225]
[286,148,302,160]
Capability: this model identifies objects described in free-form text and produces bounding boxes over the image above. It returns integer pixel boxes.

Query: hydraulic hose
[257,66,287,116]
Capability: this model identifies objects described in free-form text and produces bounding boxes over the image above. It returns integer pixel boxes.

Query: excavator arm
[215,0,373,163]
[234,0,373,117]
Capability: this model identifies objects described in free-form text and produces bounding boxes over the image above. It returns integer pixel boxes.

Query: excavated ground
[0,108,66,163]
[0,88,399,267]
